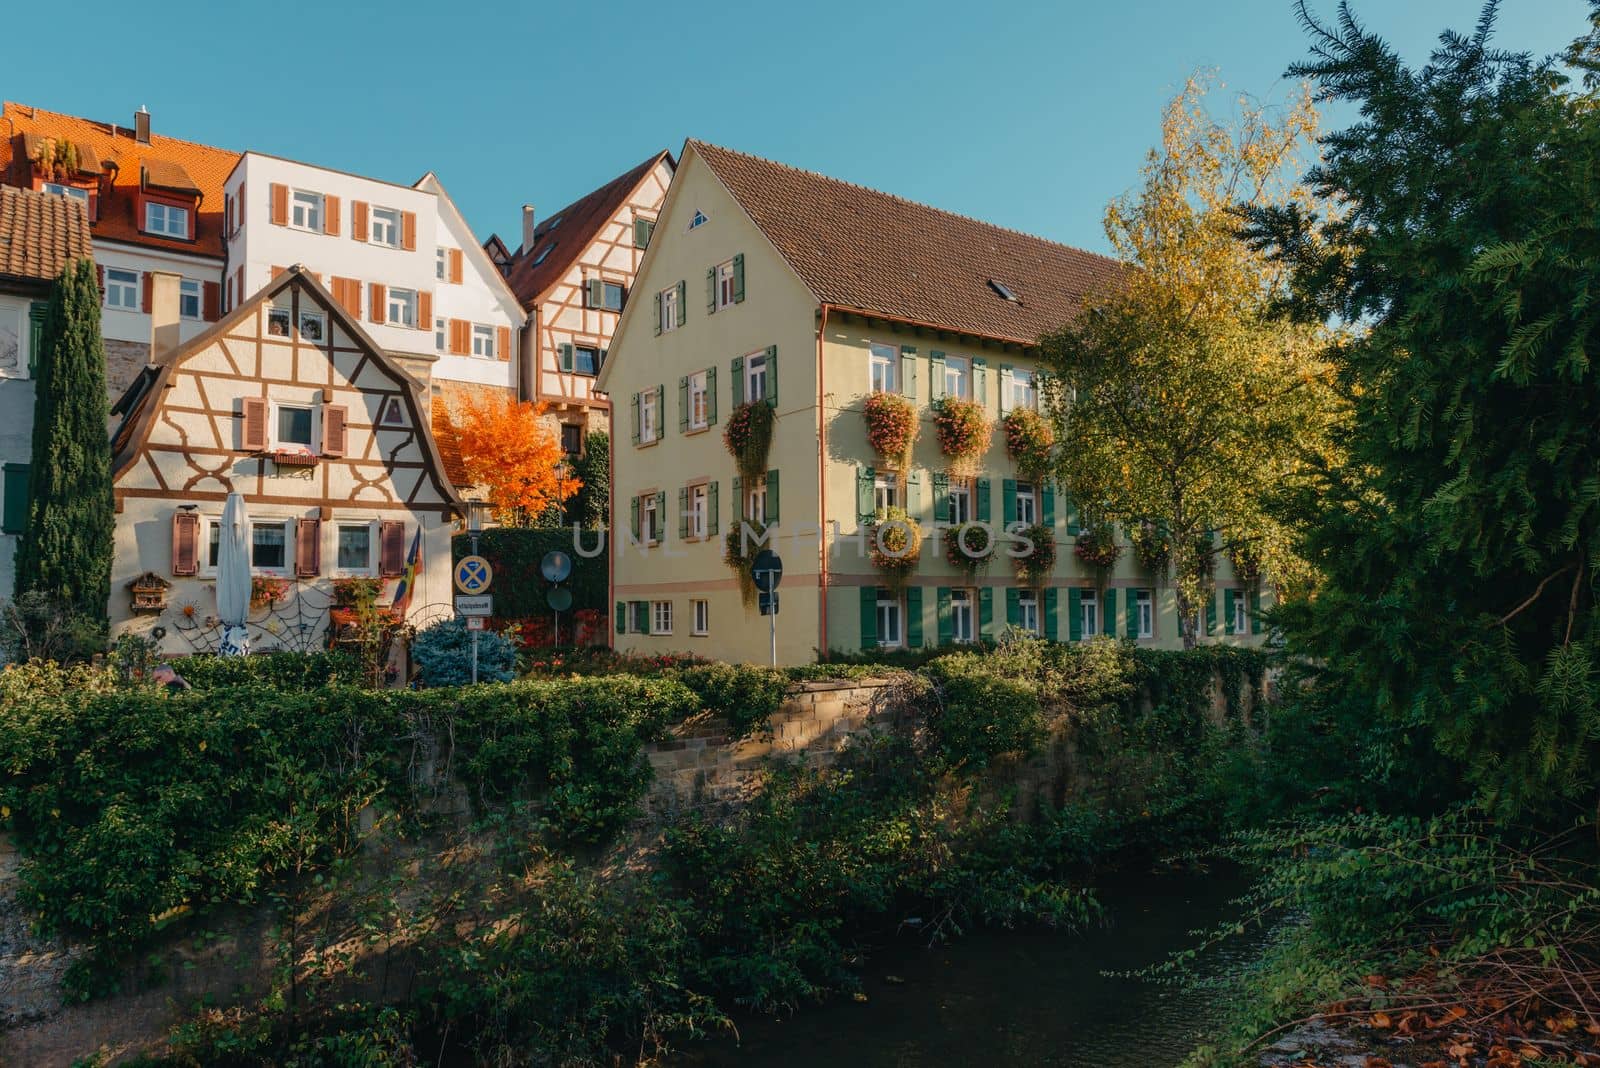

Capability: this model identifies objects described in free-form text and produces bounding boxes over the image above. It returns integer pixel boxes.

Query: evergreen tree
[1251,2,1600,814]
[15,259,114,628]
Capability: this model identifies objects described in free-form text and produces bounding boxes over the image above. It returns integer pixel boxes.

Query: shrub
[411,618,518,686]
[166,649,361,691]
[921,652,1046,770]
[672,661,790,739]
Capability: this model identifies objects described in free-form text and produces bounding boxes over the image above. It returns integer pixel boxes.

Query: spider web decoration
[167,582,338,655]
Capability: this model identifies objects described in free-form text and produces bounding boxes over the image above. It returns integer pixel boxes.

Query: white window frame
[471,324,496,359]
[41,182,89,206]
[435,247,447,280]
[290,190,324,232]
[144,201,189,239]
[272,401,318,451]
[689,370,709,430]
[298,309,326,342]
[869,343,897,393]
[370,205,401,247]
[178,278,202,320]
[267,303,293,338]
[689,483,708,539]
[0,305,23,380]
[651,600,673,635]
[874,473,898,513]
[715,259,736,310]
[745,350,768,403]
[104,268,138,309]
[944,355,970,399]
[659,285,679,333]
[876,589,903,648]
[1081,591,1099,639]
[950,588,975,644]
[1018,590,1040,635]
[1232,591,1247,635]
[334,520,379,577]
[691,598,710,636]
[746,480,767,524]
[949,481,972,524]
[1136,589,1154,639]
[594,279,625,312]
[387,287,417,328]
[641,494,661,544]
[202,515,294,578]
[435,318,446,353]
[1009,368,1038,411]
[1016,482,1038,526]
[640,390,659,444]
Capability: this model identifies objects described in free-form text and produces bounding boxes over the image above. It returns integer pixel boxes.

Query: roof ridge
[536,149,671,228]
[3,101,239,156]
[686,139,1117,267]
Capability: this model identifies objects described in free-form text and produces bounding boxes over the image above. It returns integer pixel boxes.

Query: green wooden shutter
[937,587,953,645]
[678,375,690,432]
[765,469,779,524]
[732,476,742,524]
[656,385,667,436]
[900,345,917,400]
[1250,589,1264,634]
[675,280,686,326]
[732,253,745,303]
[1224,590,1236,635]
[1068,588,1083,641]
[615,602,626,633]
[634,217,653,248]
[859,586,877,649]
[979,587,994,640]
[27,302,46,378]
[857,465,875,522]
[906,586,923,648]
[630,392,641,445]
[706,365,718,424]
[706,267,717,314]
[1005,587,1021,627]
[1206,590,1218,635]
[972,357,988,409]
[1003,478,1017,526]
[1102,588,1117,636]
[932,472,950,522]
[629,495,640,541]
[975,477,991,522]
[2,464,30,534]
[1041,486,1055,528]
[1126,590,1141,639]
[708,481,720,535]
[764,345,778,406]
[586,277,604,308]
[653,291,662,336]
[907,470,922,518]
[732,356,745,406]
[1066,495,1080,537]
[678,487,689,539]
[656,491,667,534]
[998,364,1014,414]
[929,351,946,401]
[1044,588,1058,641]
[559,343,574,371]
[633,601,649,633]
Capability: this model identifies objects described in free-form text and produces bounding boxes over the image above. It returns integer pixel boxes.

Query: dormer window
[989,279,1021,303]
[41,183,89,207]
[145,202,189,238]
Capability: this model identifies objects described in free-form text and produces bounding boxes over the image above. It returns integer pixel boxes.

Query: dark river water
[677,864,1269,1068]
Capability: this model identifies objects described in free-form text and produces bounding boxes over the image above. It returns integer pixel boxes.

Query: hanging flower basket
[250,575,289,609]
[1002,408,1055,482]
[1130,520,1172,574]
[1013,523,1057,586]
[868,507,922,587]
[944,521,993,574]
[1073,522,1122,570]
[932,397,990,474]
[863,392,918,466]
[723,400,775,482]
[332,577,384,607]
[1227,542,1262,583]
[1185,536,1218,581]
[724,525,766,607]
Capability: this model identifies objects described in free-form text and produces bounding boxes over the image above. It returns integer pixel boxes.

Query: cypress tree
[15,259,113,627]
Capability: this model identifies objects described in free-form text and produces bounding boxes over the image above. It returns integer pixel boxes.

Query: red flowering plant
[1073,520,1123,570]
[723,400,775,482]
[250,575,289,608]
[868,506,922,587]
[1013,523,1057,586]
[944,521,993,574]
[932,397,990,474]
[1002,408,1055,482]
[864,392,918,466]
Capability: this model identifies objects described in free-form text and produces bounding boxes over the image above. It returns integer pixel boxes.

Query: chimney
[521,204,536,253]
[148,271,181,362]
[134,105,151,144]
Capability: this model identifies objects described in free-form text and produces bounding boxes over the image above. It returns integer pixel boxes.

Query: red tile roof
[501,150,672,308]
[430,411,471,487]
[689,140,1121,345]
[0,184,93,285]
[1,102,239,258]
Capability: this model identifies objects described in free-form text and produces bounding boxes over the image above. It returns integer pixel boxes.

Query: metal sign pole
[470,528,480,685]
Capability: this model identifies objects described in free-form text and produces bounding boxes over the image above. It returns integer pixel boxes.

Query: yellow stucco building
[598,141,1267,666]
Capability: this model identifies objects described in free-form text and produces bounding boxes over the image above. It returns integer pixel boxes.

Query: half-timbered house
[108,265,462,653]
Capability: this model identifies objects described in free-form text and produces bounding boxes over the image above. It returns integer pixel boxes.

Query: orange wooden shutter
[333,276,360,318]
[352,201,369,242]
[418,291,432,331]
[141,272,153,312]
[295,517,322,577]
[269,183,288,226]
[496,326,512,362]
[237,182,246,228]
[203,281,220,321]
[448,318,467,355]
[171,511,200,576]
[241,396,268,451]
[324,195,340,236]
[449,248,463,284]
[369,283,386,324]
[233,266,244,306]
[321,404,347,457]
[401,211,416,251]
[378,520,406,576]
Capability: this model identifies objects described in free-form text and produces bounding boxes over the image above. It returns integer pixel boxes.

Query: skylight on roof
[989,279,1020,303]
[531,242,556,266]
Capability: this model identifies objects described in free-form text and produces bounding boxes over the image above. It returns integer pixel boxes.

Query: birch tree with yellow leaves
[1038,75,1342,648]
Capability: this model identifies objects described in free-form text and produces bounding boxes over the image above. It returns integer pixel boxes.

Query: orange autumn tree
[445,394,580,526]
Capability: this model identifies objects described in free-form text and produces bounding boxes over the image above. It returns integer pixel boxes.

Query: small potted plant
[863,392,918,466]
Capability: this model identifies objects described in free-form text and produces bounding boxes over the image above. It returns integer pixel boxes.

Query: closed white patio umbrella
[215,492,251,657]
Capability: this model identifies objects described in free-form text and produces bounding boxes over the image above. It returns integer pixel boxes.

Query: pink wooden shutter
[378,520,406,576]
[171,511,200,576]
[241,396,268,452]
[295,517,321,577]
[321,404,347,457]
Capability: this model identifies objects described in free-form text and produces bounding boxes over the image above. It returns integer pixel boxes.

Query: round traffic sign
[541,550,573,583]
[546,587,573,612]
[454,555,493,594]
[751,549,783,593]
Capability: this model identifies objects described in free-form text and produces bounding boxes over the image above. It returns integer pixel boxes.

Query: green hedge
[452,527,606,620]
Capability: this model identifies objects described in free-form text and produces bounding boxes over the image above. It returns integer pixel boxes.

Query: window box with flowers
[1013,523,1057,586]
[250,575,290,609]
[723,399,774,483]
[271,448,318,468]
[1073,520,1123,570]
[932,397,989,475]
[1130,520,1172,574]
[724,523,770,606]
[869,506,922,588]
[863,391,918,467]
[944,521,993,575]
[1002,407,1055,483]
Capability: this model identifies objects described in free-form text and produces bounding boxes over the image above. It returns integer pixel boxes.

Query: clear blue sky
[5,1,1590,254]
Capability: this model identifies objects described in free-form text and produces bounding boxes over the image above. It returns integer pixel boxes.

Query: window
[144,201,189,238]
[989,278,1021,303]
[715,259,736,309]
[948,480,972,524]
[746,479,767,523]
[1136,589,1154,639]
[0,309,19,378]
[658,285,679,333]
[634,216,656,248]
[1081,591,1099,638]
[1232,590,1247,635]
[944,355,970,398]
[561,423,583,457]
[574,346,600,375]
[640,389,659,443]
[291,190,323,232]
[688,370,709,429]
[104,268,138,309]
[252,520,288,572]
[1015,481,1038,526]
[874,473,898,513]
[745,351,768,403]
[179,279,202,320]
[630,601,649,633]
[869,343,897,393]
[876,589,902,648]
[531,243,555,267]
[435,318,446,352]
[591,280,625,312]
[336,523,374,573]
[1018,590,1040,635]
[951,588,975,644]
[379,398,406,426]
[688,209,708,230]
[299,310,326,341]
[268,304,292,337]
[472,324,496,358]
[689,483,708,538]
[651,600,673,635]
[691,598,709,636]
[641,493,661,543]
[277,404,314,447]
[387,287,417,327]
[1008,368,1038,411]
[41,182,89,206]
[436,247,447,280]
[370,206,400,247]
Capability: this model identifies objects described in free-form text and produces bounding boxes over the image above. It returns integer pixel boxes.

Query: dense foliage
[453,526,607,620]
[443,394,580,526]
[411,616,519,685]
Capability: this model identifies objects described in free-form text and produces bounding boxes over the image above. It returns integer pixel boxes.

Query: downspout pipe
[817,304,831,658]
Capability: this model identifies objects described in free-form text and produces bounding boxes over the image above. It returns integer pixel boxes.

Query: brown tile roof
[689,140,1121,346]
[141,157,201,196]
[502,150,672,308]
[1,102,239,258]
[430,410,471,487]
[0,184,93,285]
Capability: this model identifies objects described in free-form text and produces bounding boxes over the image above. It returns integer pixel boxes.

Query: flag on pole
[390,527,424,617]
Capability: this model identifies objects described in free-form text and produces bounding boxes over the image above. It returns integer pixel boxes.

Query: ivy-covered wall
[452,528,607,623]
